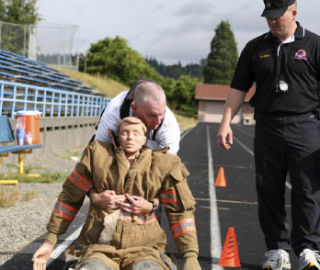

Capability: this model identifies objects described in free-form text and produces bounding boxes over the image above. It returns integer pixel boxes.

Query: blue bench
[0,70,16,79]
[0,115,42,175]
[48,73,69,80]
[0,64,30,75]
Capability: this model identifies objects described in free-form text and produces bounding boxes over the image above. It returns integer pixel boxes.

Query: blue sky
[37,0,320,65]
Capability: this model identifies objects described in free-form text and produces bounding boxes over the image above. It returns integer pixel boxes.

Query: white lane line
[47,225,83,266]
[233,134,292,190]
[206,126,223,270]
[233,135,253,156]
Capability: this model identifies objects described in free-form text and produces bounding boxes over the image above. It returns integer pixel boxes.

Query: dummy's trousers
[71,245,176,270]
[254,112,320,256]
[74,258,162,270]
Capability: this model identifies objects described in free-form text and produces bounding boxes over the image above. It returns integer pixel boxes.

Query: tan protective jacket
[46,140,198,257]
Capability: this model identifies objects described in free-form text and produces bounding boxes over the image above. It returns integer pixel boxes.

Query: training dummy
[33,117,201,270]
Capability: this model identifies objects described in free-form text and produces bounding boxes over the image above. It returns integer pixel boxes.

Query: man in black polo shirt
[217,0,320,269]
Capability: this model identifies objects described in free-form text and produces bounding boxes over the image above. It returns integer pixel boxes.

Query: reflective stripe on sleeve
[68,169,92,192]
[53,200,78,221]
[160,189,177,203]
[170,217,196,239]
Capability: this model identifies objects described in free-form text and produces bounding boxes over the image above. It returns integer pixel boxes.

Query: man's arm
[217,88,247,149]
[156,106,180,155]
[116,194,159,214]
[95,91,128,142]
[91,190,159,214]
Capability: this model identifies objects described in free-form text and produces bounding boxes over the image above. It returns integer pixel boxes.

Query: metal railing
[0,80,110,118]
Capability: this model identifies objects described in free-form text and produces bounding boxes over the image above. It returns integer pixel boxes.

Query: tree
[1,0,40,24]
[145,56,205,80]
[86,36,163,86]
[203,20,238,84]
[163,75,198,115]
[86,36,199,116]
[0,2,5,21]
[0,0,41,55]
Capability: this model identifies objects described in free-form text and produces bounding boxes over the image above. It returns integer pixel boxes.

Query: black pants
[254,112,320,256]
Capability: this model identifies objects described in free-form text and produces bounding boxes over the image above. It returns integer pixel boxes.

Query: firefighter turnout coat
[45,140,199,266]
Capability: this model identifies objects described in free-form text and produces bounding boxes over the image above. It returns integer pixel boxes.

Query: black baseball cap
[261,0,295,18]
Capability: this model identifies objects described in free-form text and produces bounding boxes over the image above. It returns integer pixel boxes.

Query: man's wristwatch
[149,200,158,214]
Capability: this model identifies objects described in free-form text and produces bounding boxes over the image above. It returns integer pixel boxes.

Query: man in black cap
[217,0,320,269]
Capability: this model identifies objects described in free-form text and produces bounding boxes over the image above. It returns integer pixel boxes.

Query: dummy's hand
[32,240,54,270]
[116,194,158,215]
[90,190,126,210]
[217,123,233,150]
[182,252,201,270]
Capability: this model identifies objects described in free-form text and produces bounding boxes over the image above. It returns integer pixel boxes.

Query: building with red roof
[194,83,256,124]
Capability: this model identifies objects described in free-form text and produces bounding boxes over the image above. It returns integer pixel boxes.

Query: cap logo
[266,2,271,8]
[295,49,307,60]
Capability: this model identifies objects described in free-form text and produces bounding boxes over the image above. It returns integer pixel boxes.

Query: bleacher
[0,50,96,93]
[0,50,110,118]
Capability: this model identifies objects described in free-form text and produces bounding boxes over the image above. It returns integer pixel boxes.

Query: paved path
[178,123,297,269]
[166,123,298,269]
[1,123,300,269]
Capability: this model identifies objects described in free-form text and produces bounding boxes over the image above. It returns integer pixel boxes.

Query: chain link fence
[0,21,79,70]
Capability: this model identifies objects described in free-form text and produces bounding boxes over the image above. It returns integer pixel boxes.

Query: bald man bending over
[95,78,180,155]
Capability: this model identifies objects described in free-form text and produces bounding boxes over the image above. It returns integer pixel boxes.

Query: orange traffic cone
[215,167,227,187]
[218,227,241,268]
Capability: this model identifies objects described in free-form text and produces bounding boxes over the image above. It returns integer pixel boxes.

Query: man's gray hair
[133,80,166,105]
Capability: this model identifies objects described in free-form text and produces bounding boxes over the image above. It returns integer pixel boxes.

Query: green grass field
[58,68,128,98]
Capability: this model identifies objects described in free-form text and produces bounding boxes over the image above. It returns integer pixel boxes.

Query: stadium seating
[0,50,98,94]
[0,50,110,118]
